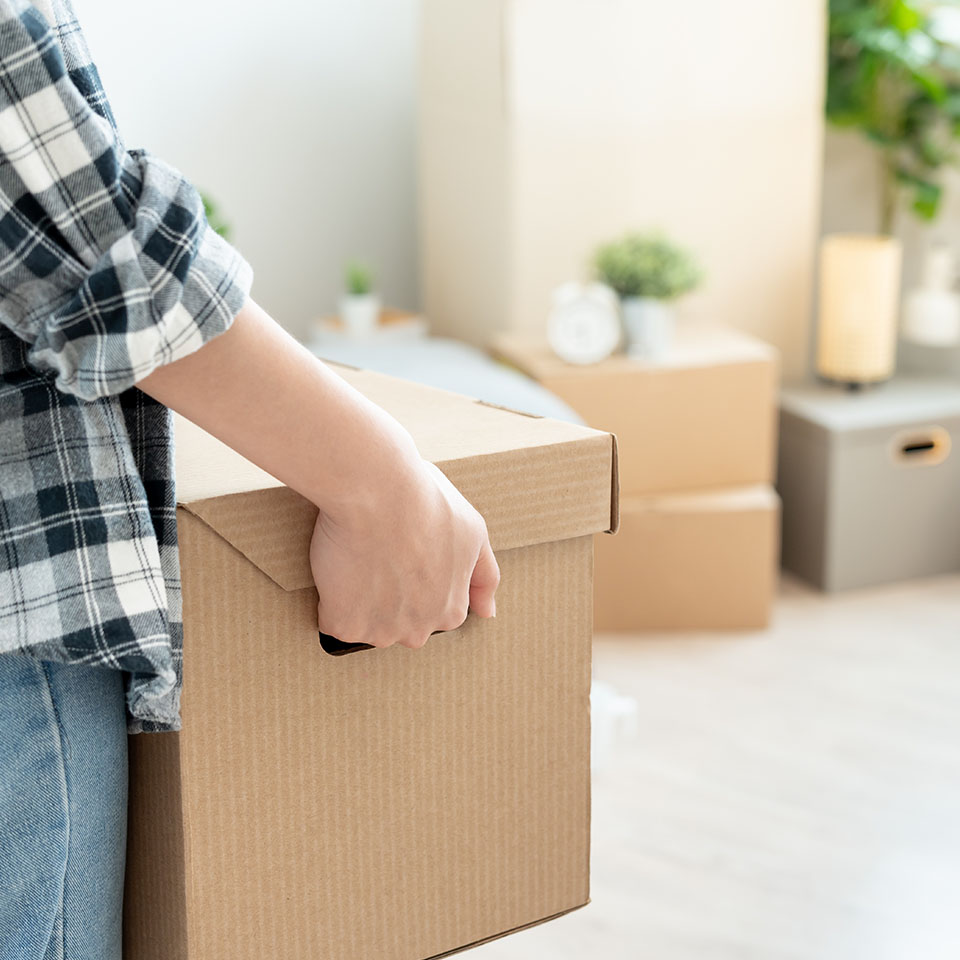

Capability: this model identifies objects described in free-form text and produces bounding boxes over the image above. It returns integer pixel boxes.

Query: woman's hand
[139,295,500,648]
[310,457,500,649]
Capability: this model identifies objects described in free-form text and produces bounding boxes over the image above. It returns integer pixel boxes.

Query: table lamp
[816,233,902,387]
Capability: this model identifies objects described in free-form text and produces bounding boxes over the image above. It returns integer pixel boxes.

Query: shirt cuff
[24,152,254,401]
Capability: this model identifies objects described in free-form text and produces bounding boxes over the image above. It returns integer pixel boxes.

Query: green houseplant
[593,232,703,359]
[200,192,232,241]
[340,260,380,337]
[818,0,960,385]
[827,0,960,234]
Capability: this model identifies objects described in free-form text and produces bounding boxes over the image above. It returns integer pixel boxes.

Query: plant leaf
[913,180,942,218]
[891,0,923,34]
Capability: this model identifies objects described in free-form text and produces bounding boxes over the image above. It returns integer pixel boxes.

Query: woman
[0,1,500,957]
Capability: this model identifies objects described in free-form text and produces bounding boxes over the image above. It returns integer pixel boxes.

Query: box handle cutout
[318,616,470,657]
[318,632,374,656]
[891,426,951,467]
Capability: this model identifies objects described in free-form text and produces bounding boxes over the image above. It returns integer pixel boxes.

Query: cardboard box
[594,485,779,632]
[123,366,619,960]
[419,0,824,378]
[494,326,779,496]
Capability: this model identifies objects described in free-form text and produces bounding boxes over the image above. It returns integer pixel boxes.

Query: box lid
[174,363,619,591]
[619,483,780,514]
[493,323,776,381]
[781,377,960,433]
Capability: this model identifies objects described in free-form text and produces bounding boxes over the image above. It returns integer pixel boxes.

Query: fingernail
[491,598,497,618]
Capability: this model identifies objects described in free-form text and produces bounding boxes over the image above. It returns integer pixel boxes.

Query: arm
[0,0,498,647]
[139,297,500,648]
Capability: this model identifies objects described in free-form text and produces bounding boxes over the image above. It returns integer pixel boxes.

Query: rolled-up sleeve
[0,0,253,400]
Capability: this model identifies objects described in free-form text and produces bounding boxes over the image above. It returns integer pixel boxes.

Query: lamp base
[815,373,892,393]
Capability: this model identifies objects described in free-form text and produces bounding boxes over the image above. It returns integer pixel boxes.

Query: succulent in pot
[593,232,703,359]
[340,261,381,337]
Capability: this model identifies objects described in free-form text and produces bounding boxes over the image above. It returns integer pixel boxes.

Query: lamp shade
[816,234,902,385]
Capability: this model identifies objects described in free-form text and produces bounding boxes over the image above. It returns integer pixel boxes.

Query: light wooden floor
[477,574,960,960]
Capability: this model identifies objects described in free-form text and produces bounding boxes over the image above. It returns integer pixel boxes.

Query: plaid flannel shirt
[0,0,253,731]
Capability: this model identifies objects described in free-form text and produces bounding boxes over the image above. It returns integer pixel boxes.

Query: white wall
[77,0,421,340]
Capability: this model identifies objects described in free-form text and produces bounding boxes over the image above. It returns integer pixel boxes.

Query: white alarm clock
[547,282,621,364]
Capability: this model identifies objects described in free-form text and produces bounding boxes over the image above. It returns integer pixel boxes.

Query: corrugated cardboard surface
[125,522,593,960]
[124,732,187,960]
[493,327,778,497]
[594,486,780,631]
[125,366,617,960]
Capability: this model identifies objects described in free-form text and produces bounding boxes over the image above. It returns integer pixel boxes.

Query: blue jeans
[0,654,127,960]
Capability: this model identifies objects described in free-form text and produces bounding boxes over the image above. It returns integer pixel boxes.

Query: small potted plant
[593,232,703,359]
[339,260,381,337]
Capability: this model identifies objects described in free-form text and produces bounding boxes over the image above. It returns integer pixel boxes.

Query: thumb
[469,538,500,619]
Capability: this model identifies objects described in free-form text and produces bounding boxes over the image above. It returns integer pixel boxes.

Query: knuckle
[317,607,344,638]
[401,632,430,650]
[366,629,397,649]
[441,602,469,632]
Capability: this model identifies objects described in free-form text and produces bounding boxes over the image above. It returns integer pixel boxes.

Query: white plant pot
[339,294,381,338]
[621,297,675,360]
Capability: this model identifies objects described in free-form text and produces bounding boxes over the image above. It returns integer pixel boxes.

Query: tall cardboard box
[123,367,619,960]
[420,0,824,378]
[494,326,779,495]
[595,487,780,632]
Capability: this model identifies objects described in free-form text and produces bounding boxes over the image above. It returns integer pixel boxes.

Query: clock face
[547,284,620,364]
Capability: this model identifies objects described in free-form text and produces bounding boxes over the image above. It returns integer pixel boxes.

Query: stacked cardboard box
[124,366,618,960]
[494,324,780,630]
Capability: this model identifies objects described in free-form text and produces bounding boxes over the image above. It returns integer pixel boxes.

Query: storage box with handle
[778,378,960,591]
[123,364,618,960]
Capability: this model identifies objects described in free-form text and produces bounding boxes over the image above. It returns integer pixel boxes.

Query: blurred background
[83,0,421,340]
[87,1,960,957]
[83,0,960,362]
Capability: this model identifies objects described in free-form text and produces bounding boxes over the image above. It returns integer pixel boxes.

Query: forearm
[138,297,421,517]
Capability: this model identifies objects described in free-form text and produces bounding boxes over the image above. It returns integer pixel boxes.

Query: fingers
[317,607,453,652]
[317,596,479,652]
[397,633,431,650]
[314,520,501,652]
[468,538,501,619]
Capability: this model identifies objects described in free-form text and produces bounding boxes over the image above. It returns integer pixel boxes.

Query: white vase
[816,234,902,385]
[339,294,381,338]
[621,297,675,360]
[901,243,960,347]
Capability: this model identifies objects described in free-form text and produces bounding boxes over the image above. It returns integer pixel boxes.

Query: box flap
[175,365,618,592]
